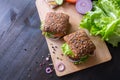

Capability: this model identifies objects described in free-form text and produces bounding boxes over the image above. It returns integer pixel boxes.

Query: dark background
[0,0,120,80]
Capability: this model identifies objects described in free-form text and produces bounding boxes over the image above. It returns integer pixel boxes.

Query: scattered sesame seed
[49,63,53,66]
[42,56,44,58]
[48,54,50,56]
[24,49,27,51]
[43,62,45,65]
[55,46,58,48]
[53,48,56,51]
[40,63,42,66]
[61,54,64,56]
[60,59,62,61]
[36,48,38,50]
[46,57,49,61]
[36,61,38,64]
[53,52,55,54]
[57,57,59,59]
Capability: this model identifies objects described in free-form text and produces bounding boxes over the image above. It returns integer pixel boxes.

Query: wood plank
[0,0,43,80]
[36,0,112,76]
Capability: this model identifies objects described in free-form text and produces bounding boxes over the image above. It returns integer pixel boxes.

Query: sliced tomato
[54,33,64,37]
[65,0,77,4]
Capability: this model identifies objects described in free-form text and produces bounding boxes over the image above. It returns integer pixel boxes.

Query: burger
[40,12,70,39]
[62,30,96,64]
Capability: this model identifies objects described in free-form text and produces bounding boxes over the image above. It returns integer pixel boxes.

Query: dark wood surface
[0,0,120,80]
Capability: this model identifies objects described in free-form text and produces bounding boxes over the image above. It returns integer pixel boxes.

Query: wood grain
[36,0,112,76]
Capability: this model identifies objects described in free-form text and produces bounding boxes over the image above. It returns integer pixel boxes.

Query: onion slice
[68,57,81,63]
[46,67,52,74]
[75,0,92,14]
[56,62,65,72]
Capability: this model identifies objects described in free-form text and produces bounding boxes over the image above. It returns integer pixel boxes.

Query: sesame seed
[55,46,58,48]
[53,52,55,54]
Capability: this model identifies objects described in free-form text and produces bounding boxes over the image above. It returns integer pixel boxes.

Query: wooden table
[0,0,120,80]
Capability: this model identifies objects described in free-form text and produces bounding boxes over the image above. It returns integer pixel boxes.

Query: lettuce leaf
[40,21,44,31]
[80,0,120,46]
[42,32,53,38]
[40,21,53,38]
[74,55,89,65]
[61,43,74,57]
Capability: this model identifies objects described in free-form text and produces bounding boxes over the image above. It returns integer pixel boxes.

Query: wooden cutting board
[36,0,112,77]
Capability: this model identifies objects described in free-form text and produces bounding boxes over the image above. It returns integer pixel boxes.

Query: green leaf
[74,55,89,65]
[42,32,53,38]
[80,0,120,47]
[40,21,53,38]
[61,43,74,57]
[40,21,44,31]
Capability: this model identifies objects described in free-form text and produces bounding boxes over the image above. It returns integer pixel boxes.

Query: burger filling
[40,22,64,38]
[62,43,89,64]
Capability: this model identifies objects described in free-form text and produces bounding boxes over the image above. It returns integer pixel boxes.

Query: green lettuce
[80,0,120,46]
[74,55,89,65]
[61,43,89,64]
[40,21,44,31]
[40,21,53,38]
[42,32,53,38]
[61,43,74,57]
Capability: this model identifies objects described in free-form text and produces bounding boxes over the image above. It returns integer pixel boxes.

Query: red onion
[75,0,92,14]
[68,57,80,63]
[56,62,65,72]
[46,67,52,74]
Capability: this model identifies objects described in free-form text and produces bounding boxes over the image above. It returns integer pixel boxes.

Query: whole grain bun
[43,12,70,36]
[64,30,96,60]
